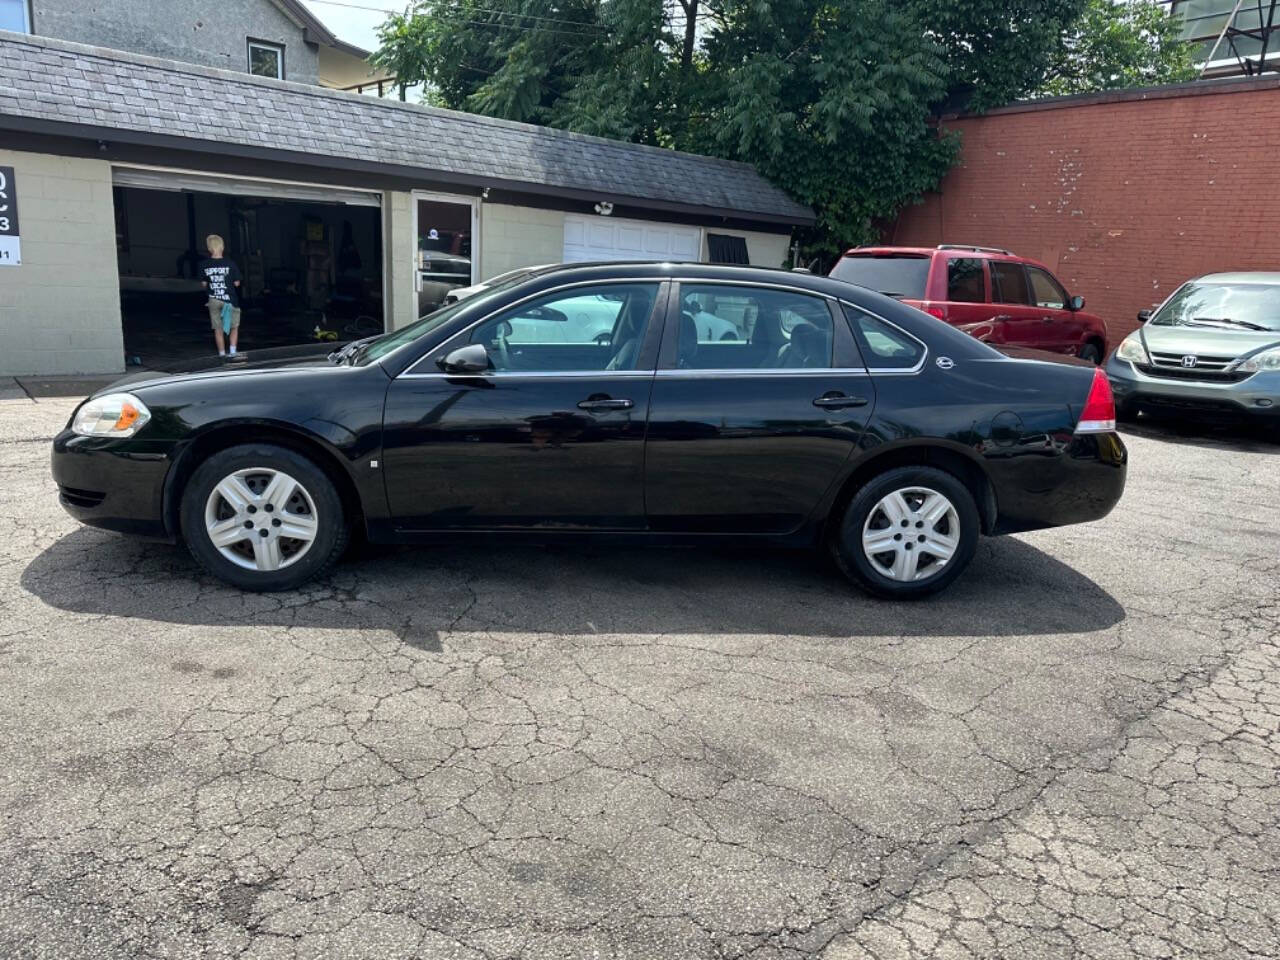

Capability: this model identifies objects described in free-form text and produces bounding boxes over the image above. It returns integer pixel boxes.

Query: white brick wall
[0,150,124,376]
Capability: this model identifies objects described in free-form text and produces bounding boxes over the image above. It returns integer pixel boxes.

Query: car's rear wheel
[180,444,348,591]
[1078,341,1103,365]
[830,466,980,599]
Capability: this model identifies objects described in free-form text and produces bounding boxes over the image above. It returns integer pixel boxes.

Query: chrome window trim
[655,368,870,379]
[397,369,657,380]
[398,278,666,379]
[838,300,929,375]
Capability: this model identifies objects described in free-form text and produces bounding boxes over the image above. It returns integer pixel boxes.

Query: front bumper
[1105,354,1280,419]
[51,430,175,539]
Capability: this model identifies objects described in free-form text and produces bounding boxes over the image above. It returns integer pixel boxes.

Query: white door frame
[411,189,480,291]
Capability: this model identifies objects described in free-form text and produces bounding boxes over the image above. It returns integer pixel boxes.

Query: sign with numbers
[0,166,20,266]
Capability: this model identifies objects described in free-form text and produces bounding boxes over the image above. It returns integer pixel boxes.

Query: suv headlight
[71,393,151,438]
[1114,333,1149,364]
[1231,347,1280,374]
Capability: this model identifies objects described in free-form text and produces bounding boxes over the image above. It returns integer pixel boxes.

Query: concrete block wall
[891,78,1280,344]
[702,228,792,269]
[0,149,124,376]
[384,190,417,331]
[479,203,565,280]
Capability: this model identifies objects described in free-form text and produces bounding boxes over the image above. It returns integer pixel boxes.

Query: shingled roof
[0,31,813,226]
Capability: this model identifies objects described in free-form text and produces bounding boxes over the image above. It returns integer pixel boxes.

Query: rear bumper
[989,432,1128,535]
[1105,355,1280,419]
[51,430,174,539]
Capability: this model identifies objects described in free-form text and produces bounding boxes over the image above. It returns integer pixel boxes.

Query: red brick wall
[891,78,1280,342]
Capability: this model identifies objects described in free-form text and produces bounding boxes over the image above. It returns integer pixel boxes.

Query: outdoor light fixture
[594,201,614,216]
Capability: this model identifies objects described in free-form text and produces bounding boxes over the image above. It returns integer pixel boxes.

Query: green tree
[372,1,1152,260]
[1038,0,1198,96]
[687,0,958,257]
[903,0,1087,111]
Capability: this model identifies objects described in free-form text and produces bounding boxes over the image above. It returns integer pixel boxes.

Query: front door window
[467,283,660,372]
[1027,267,1068,310]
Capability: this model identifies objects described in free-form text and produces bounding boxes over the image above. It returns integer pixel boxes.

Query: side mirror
[1136,309,1152,323]
[1068,295,1085,312]
[438,343,489,373]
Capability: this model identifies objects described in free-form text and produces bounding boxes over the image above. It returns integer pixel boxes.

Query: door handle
[991,314,1012,322]
[1042,316,1055,323]
[812,394,868,410]
[577,397,633,411]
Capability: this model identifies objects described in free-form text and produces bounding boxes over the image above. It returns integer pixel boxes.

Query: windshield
[829,255,930,298]
[1151,281,1280,332]
[356,271,540,364]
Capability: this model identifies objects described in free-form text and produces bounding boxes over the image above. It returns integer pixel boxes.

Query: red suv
[829,245,1108,363]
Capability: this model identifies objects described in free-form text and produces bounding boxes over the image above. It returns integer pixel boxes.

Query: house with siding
[0,25,810,375]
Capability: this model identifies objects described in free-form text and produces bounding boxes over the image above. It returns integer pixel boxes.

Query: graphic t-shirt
[200,258,242,306]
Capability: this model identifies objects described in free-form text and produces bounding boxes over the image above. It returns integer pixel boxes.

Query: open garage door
[111,167,383,370]
[563,214,700,263]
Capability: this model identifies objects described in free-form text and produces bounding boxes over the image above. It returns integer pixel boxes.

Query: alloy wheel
[203,467,319,572]
[860,486,960,582]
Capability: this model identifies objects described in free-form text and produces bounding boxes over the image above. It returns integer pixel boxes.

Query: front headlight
[71,393,151,438]
[1114,333,1149,364]
[1231,347,1280,374]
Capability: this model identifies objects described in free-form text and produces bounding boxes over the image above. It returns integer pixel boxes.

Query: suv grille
[1140,351,1250,383]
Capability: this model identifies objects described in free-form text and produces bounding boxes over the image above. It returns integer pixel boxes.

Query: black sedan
[52,263,1127,599]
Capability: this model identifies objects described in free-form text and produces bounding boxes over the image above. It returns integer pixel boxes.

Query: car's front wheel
[180,444,348,591]
[830,465,980,599]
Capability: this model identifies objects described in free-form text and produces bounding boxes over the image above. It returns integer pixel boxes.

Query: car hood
[1139,324,1280,358]
[101,341,356,396]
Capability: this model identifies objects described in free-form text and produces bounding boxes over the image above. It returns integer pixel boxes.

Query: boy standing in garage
[200,234,242,357]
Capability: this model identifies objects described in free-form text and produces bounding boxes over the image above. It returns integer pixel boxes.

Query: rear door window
[676,285,834,370]
[830,255,930,299]
[1026,267,1068,309]
[946,258,985,303]
[843,305,924,370]
[990,261,1033,306]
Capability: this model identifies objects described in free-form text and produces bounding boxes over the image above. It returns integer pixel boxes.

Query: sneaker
[228,347,237,356]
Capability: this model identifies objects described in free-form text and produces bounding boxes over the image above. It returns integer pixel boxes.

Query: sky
[298,0,398,52]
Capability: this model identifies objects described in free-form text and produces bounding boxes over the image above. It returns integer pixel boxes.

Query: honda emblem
[1181,355,1198,368]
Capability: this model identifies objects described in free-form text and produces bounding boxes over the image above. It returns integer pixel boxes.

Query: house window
[0,0,31,33]
[247,40,284,79]
[707,233,750,265]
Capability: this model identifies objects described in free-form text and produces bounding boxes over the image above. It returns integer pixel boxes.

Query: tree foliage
[371,1,1194,260]
[1038,0,1198,97]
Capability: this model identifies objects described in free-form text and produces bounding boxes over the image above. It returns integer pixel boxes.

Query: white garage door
[563,214,701,263]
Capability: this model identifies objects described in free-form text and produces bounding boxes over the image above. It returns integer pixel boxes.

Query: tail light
[1075,368,1116,434]
[920,302,946,321]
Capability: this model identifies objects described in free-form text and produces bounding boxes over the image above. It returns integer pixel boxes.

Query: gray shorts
[207,299,241,330]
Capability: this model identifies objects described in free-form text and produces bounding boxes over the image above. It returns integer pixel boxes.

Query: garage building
[0,32,812,376]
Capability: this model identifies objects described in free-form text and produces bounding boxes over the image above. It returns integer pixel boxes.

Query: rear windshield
[829,255,930,299]
[1151,281,1280,332]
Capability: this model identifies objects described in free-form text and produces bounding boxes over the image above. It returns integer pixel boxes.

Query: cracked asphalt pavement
[1,395,1278,959]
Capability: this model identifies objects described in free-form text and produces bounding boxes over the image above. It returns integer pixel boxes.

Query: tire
[829,465,980,600]
[180,444,349,591]
[1078,341,1103,365]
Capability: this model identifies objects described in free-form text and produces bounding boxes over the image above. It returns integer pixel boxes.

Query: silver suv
[1105,273,1280,425]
